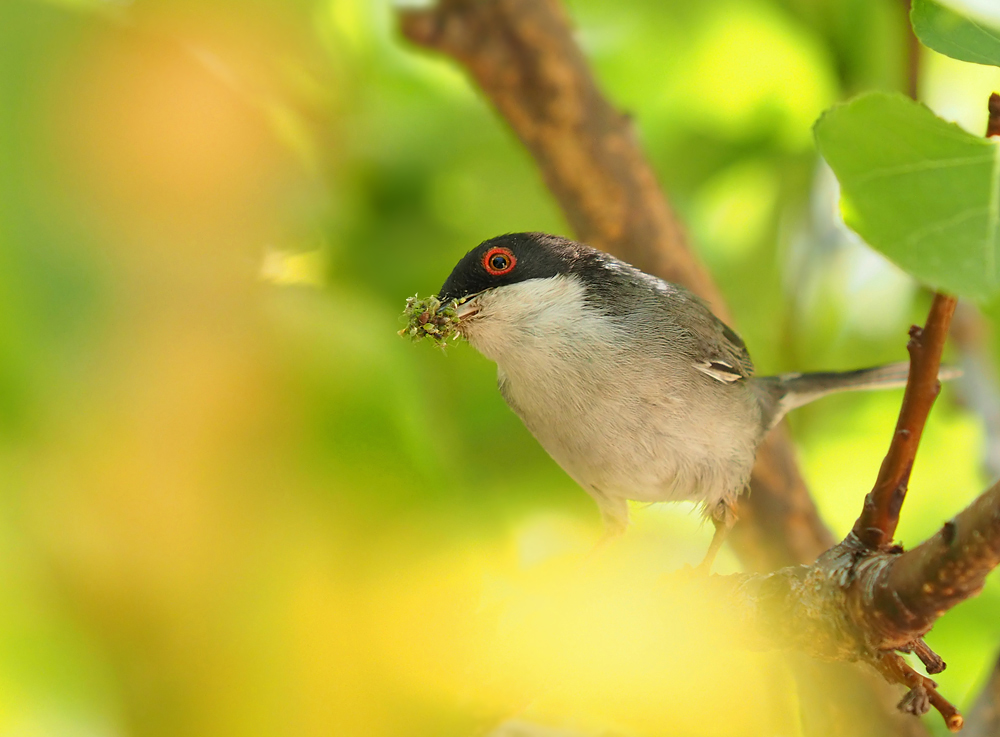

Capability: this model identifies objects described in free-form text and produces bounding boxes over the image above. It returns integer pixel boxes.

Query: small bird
[437,232,935,567]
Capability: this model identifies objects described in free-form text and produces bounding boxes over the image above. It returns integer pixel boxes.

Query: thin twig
[988,93,1000,139]
[851,294,957,549]
[877,652,964,731]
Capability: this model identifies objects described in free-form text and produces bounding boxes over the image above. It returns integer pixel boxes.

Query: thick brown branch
[713,478,1000,731]
[852,293,957,549]
[735,426,836,568]
[399,0,833,572]
[868,481,1000,640]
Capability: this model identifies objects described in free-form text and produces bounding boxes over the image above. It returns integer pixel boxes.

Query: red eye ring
[483,247,516,276]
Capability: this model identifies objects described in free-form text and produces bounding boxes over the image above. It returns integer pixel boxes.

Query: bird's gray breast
[465,275,764,509]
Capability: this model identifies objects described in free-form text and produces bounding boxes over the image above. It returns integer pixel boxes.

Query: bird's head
[437,233,597,359]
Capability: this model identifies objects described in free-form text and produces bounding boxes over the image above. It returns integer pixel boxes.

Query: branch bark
[853,293,957,549]
[711,478,1000,732]
[988,94,1000,139]
[870,482,1000,642]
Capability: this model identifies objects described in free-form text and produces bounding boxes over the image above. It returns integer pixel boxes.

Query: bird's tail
[757,361,961,431]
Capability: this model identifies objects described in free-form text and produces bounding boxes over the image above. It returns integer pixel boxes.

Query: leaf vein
[900,205,990,248]
[854,153,994,184]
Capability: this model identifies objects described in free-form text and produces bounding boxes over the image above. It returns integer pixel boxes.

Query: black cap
[438,232,595,302]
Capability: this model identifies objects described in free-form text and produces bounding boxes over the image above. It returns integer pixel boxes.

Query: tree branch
[399,0,834,573]
[988,93,1000,139]
[713,94,1000,730]
[852,293,957,549]
[710,476,1000,731]
[870,481,1000,642]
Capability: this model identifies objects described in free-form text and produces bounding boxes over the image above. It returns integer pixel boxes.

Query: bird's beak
[455,299,481,319]
[438,292,483,320]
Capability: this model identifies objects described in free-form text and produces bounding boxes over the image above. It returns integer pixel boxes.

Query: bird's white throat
[459,275,620,368]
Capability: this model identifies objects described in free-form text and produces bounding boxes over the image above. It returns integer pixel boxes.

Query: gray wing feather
[689,311,754,382]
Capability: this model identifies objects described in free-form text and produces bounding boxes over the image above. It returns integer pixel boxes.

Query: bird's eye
[483,247,516,276]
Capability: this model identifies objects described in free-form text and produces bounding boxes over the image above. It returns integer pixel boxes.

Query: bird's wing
[691,312,755,383]
[600,265,755,383]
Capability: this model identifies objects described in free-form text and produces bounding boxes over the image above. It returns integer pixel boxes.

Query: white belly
[498,362,761,509]
[459,274,764,527]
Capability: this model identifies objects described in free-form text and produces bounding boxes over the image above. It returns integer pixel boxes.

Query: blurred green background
[0,0,998,735]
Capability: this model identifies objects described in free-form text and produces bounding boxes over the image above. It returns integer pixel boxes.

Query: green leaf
[814,92,1000,300]
[912,0,1000,67]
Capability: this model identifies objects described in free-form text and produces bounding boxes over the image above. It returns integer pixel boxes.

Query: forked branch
[714,476,1000,731]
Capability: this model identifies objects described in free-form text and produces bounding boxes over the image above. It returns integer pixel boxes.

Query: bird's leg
[577,499,628,568]
[586,499,626,554]
[696,499,737,573]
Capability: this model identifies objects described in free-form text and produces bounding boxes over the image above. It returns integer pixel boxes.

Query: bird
[436,232,939,568]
